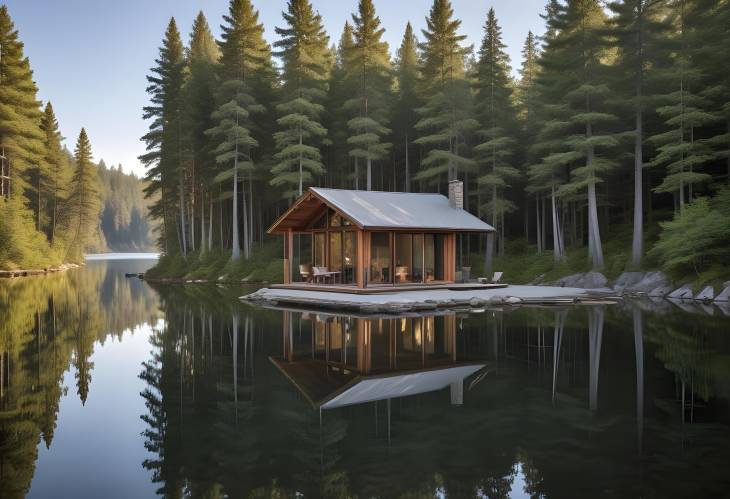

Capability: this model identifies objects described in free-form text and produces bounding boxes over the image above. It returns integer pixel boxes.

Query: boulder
[555,272,608,289]
[668,285,693,300]
[714,286,730,302]
[613,271,672,294]
[612,272,645,292]
[694,286,714,301]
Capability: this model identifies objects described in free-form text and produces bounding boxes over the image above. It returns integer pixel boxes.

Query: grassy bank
[145,241,283,283]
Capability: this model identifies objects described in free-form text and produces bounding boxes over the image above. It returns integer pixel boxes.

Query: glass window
[412,234,424,283]
[329,210,342,227]
[424,234,444,281]
[369,232,390,284]
[343,231,356,284]
[395,234,413,283]
[329,232,342,281]
[313,233,326,267]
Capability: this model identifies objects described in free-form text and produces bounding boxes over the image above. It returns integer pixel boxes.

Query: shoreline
[0,262,81,278]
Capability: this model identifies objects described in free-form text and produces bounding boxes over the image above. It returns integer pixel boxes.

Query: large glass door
[394,234,412,283]
[369,232,391,284]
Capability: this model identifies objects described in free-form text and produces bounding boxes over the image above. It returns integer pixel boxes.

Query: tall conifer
[346,0,392,191]
[392,23,420,192]
[474,8,519,262]
[271,0,330,198]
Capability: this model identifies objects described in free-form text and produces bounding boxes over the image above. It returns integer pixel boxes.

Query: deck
[270,282,508,294]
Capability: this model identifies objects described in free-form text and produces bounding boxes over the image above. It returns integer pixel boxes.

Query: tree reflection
[0,261,159,499]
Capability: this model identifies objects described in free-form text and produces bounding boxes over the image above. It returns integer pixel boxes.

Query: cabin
[267,180,495,291]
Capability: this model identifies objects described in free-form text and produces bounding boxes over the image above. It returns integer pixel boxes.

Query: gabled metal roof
[268,187,495,233]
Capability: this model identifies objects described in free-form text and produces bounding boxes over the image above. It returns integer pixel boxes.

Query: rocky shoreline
[0,263,80,278]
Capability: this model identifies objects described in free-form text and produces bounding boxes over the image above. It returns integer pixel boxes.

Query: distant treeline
[143,0,730,282]
[0,6,152,270]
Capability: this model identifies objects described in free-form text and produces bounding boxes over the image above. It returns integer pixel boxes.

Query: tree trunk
[200,193,206,254]
[179,175,188,257]
[587,181,603,268]
[551,186,563,262]
[354,157,359,190]
[366,157,372,191]
[404,131,410,192]
[231,158,240,261]
[484,232,495,276]
[208,199,213,250]
[298,128,303,196]
[536,194,542,254]
[631,101,644,267]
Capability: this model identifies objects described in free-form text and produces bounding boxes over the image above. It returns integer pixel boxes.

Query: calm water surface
[1,257,729,498]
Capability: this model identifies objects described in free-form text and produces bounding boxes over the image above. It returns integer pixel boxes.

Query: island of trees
[143,0,730,287]
[0,6,154,271]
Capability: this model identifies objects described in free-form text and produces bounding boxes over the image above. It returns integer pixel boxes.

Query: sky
[3,0,547,177]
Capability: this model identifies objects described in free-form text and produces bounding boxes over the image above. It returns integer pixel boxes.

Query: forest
[0,4,154,270]
[142,0,730,286]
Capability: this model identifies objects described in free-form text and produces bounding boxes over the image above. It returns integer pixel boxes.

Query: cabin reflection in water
[272,311,487,409]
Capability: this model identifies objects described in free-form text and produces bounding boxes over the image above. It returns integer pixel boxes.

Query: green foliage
[648,189,730,278]
[0,195,60,270]
[271,0,331,198]
[59,129,102,263]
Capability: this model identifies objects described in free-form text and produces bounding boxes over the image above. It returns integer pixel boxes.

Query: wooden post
[356,230,365,288]
[283,230,294,284]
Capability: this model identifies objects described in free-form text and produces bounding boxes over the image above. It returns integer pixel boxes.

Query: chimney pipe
[448,179,463,210]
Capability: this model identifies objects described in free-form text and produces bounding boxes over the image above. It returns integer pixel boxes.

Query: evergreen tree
[270,0,330,198]
[516,31,542,252]
[326,22,358,187]
[40,102,66,243]
[61,129,101,262]
[609,0,674,267]
[534,0,618,268]
[346,0,392,191]
[140,18,186,256]
[415,0,475,188]
[648,0,715,212]
[392,22,420,192]
[474,8,519,265]
[184,12,220,253]
[0,5,45,200]
[207,0,271,260]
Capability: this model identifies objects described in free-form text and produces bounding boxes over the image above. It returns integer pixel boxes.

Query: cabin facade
[267,181,495,290]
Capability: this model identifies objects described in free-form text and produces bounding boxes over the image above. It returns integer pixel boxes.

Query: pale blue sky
[3,0,546,177]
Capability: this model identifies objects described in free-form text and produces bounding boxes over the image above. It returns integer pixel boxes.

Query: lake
[1,256,729,498]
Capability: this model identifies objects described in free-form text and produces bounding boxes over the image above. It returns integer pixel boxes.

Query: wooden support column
[356,229,365,288]
[283,229,294,284]
[444,233,457,282]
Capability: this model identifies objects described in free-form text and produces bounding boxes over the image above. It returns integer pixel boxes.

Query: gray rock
[469,297,485,307]
[714,286,730,302]
[612,272,645,292]
[555,272,608,289]
[614,271,672,294]
[648,284,673,297]
[504,296,522,304]
[694,286,714,301]
[723,280,730,289]
[668,285,693,300]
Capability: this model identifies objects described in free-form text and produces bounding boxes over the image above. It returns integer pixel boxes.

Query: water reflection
[2,262,730,498]
[0,259,159,499]
[141,288,730,498]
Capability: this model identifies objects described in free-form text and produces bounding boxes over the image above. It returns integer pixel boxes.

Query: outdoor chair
[299,263,313,283]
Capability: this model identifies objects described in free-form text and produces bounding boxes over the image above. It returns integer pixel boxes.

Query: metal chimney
[448,180,463,210]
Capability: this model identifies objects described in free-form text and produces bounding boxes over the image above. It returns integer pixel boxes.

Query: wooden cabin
[267,180,495,290]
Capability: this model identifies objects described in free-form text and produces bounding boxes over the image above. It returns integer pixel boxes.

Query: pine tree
[270,0,330,198]
[140,18,186,256]
[346,0,392,191]
[207,0,271,260]
[516,31,542,253]
[649,0,715,212]
[415,0,475,188]
[474,8,519,265]
[61,129,101,262]
[392,22,420,192]
[40,102,67,243]
[184,12,220,253]
[534,0,619,269]
[609,0,674,267]
[0,5,45,201]
[326,22,358,187]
